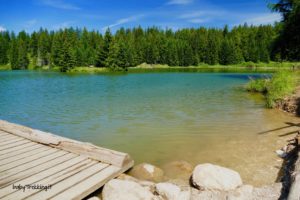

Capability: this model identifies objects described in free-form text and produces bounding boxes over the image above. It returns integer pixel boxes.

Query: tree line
[0,0,298,72]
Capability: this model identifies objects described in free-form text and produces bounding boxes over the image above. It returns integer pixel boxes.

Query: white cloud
[41,0,80,10]
[102,15,144,31]
[167,0,193,5]
[242,13,282,25]
[24,19,38,29]
[53,21,75,30]
[0,26,6,32]
[188,18,210,24]
[179,11,225,19]
[179,10,225,24]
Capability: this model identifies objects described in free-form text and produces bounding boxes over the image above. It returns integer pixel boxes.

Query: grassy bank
[1,61,300,73]
[0,65,11,70]
[65,61,300,74]
[246,71,299,108]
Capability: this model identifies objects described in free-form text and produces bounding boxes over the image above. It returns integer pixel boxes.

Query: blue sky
[0,0,281,33]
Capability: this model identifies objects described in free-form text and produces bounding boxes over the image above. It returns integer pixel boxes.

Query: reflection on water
[0,71,298,186]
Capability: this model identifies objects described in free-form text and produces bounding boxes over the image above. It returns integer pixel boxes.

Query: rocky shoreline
[275,87,300,116]
[85,133,300,200]
[87,161,284,200]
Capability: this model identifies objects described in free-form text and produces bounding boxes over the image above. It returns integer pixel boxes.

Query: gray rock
[191,188,227,200]
[227,185,254,200]
[102,179,154,200]
[87,197,101,200]
[252,183,282,200]
[129,163,164,182]
[155,182,191,200]
[191,163,243,191]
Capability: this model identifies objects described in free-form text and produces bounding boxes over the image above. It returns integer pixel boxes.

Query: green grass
[266,71,297,108]
[0,64,11,70]
[67,67,111,73]
[246,78,270,93]
[247,71,298,108]
[2,61,300,73]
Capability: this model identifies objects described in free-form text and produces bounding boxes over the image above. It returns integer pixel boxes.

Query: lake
[0,70,298,186]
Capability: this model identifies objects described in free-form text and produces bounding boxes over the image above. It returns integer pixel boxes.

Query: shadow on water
[257,122,300,135]
[276,133,299,200]
[220,74,271,80]
[257,121,300,198]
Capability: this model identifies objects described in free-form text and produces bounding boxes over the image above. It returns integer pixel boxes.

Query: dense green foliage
[0,25,278,72]
[246,71,297,108]
[0,0,299,72]
[246,78,269,93]
[271,0,300,61]
[266,71,297,107]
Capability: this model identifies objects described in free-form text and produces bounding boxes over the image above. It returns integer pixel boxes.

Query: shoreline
[1,62,300,74]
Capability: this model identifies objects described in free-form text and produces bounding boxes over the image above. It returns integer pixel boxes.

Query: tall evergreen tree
[271,0,300,60]
[96,29,112,67]
[205,32,220,65]
[9,33,19,69]
[0,32,10,65]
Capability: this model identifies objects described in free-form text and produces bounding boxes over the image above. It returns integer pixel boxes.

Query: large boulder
[155,182,191,200]
[117,174,156,193]
[191,163,242,191]
[102,179,154,200]
[129,163,164,182]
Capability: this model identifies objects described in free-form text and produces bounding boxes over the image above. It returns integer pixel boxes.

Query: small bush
[246,71,297,108]
[246,78,269,93]
[266,71,297,108]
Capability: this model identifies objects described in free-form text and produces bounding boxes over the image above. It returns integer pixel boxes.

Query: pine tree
[9,33,19,69]
[37,29,51,66]
[17,39,29,69]
[205,33,220,65]
[51,32,64,67]
[0,32,10,65]
[96,29,112,67]
[105,39,121,71]
[220,37,242,65]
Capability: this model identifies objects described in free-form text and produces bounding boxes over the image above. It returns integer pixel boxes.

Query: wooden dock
[0,120,134,200]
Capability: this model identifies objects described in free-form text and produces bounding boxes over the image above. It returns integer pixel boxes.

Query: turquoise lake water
[0,71,298,185]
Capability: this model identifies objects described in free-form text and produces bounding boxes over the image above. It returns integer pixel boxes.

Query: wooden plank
[0,151,70,182]
[0,140,31,151]
[53,141,133,168]
[0,156,88,198]
[0,145,52,166]
[0,133,15,140]
[2,160,97,200]
[25,162,108,200]
[0,135,19,143]
[0,143,37,156]
[0,152,77,188]
[0,144,45,161]
[52,160,134,200]
[0,131,11,137]
[0,148,58,172]
[0,120,133,167]
[0,137,25,146]
[0,120,60,145]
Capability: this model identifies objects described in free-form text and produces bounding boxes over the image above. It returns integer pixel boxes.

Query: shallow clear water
[0,71,298,186]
